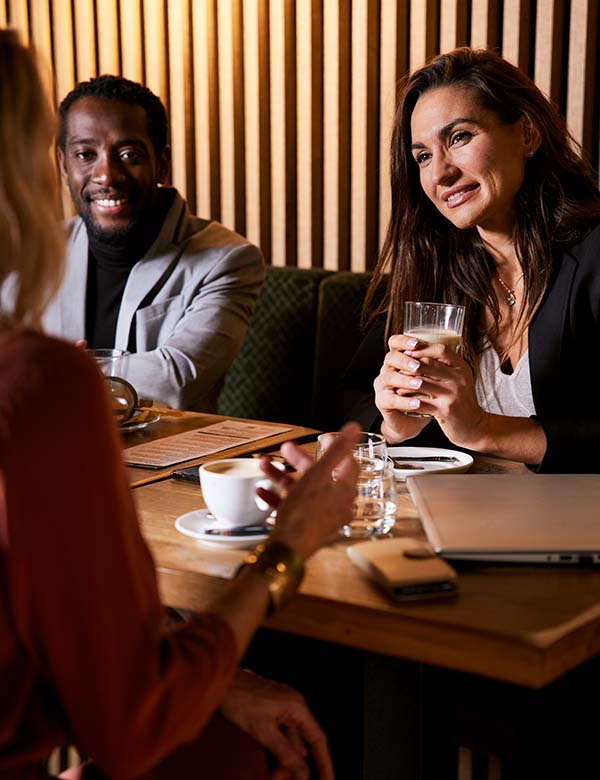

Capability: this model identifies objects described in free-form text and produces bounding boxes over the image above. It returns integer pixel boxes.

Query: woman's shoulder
[0,330,101,424]
[1,329,93,374]
[560,221,600,259]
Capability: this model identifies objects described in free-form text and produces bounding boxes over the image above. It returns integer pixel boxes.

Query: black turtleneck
[85,188,176,349]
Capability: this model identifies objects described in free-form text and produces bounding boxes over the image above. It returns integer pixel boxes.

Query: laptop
[406,474,600,565]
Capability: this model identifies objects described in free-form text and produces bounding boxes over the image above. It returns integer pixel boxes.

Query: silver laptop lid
[406,475,600,564]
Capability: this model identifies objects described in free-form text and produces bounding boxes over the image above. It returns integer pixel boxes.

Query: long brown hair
[364,47,600,364]
[0,29,64,330]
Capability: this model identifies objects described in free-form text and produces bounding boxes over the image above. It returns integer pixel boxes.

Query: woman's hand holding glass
[375,334,489,448]
[374,333,436,443]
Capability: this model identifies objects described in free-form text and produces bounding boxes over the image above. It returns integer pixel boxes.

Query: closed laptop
[406,474,600,565]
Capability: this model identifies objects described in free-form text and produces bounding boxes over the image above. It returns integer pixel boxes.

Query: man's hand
[220,669,334,780]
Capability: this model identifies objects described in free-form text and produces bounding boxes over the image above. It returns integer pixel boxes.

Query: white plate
[120,409,161,432]
[388,446,473,481]
[174,509,270,549]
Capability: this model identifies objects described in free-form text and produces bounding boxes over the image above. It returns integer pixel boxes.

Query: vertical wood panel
[296,0,313,268]
[310,0,324,268]
[283,0,297,265]
[323,0,340,270]
[51,0,75,103]
[232,0,246,236]
[217,0,236,230]
[470,0,500,49]
[168,0,194,207]
[120,0,143,82]
[269,0,286,266]
[205,0,222,219]
[242,0,260,246]
[18,0,600,270]
[566,0,598,154]
[7,0,29,42]
[143,0,167,106]
[379,0,398,250]
[97,0,120,74]
[440,0,469,51]
[337,1,351,269]
[410,0,438,70]
[364,0,380,270]
[502,0,532,70]
[73,0,97,82]
[257,0,272,260]
[193,0,214,218]
[29,0,53,86]
[534,0,565,103]
[351,0,369,271]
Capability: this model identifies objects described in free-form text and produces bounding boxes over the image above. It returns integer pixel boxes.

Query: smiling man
[47,75,264,411]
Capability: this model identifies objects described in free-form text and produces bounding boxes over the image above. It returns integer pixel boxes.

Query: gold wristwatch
[239,541,305,614]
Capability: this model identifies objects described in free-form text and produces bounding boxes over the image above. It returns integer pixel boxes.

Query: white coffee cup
[199,458,281,528]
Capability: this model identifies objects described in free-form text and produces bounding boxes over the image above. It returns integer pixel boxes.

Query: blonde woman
[0,30,358,780]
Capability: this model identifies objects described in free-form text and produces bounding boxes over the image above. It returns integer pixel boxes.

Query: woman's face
[410,85,533,237]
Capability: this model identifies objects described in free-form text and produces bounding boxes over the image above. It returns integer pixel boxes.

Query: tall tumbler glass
[317,431,397,538]
[403,301,465,417]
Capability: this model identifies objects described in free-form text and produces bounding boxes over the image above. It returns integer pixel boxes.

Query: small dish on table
[389,446,473,481]
[120,409,161,433]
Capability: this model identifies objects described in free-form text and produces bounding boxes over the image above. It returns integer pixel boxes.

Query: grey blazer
[43,188,265,411]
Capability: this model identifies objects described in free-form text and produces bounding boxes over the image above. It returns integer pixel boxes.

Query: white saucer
[174,509,270,549]
[388,446,473,481]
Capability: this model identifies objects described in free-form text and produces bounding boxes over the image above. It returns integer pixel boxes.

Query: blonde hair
[0,28,64,330]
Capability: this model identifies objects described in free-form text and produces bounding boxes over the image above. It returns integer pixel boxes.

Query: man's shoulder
[177,219,264,275]
[182,214,260,255]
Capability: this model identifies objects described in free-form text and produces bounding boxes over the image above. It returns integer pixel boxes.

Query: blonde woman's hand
[257,422,360,560]
[221,670,333,780]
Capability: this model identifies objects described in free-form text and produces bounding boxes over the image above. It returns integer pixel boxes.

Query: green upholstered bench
[217,266,333,425]
[217,266,374,429]
[311,271,373,430]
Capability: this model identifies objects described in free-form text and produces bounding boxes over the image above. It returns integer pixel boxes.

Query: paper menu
[123,420,293,468]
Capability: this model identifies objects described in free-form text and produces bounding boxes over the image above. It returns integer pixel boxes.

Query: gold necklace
[496,273,523,306]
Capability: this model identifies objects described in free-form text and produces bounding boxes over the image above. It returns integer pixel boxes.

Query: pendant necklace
[496,273,523,307]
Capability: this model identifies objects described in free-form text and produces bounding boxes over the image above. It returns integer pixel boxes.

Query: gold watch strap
[238,541,305,614]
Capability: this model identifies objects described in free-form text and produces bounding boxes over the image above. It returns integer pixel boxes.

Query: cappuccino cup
[199,458,280,528]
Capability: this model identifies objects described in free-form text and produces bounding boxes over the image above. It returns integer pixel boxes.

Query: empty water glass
[317,431,397,538]
[343,464,397,539]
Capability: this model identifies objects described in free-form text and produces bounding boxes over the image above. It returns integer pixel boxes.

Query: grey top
[475,342,537,417]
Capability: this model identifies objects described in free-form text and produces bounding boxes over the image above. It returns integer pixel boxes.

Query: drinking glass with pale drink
[403,301,465,417]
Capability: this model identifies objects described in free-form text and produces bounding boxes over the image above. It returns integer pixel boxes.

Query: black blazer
[341,223,600,473]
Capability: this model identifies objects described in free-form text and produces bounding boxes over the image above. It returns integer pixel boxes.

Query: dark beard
[81,211,141,246]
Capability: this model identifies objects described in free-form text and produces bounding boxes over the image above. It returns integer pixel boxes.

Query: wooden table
[131,428,600,778]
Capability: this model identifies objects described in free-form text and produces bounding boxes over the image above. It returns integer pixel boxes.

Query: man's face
[57,96,169,242]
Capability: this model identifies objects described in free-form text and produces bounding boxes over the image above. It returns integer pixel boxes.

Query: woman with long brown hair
[344,47,600,472]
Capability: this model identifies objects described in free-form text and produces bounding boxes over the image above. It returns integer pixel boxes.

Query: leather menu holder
[347,538,458,602]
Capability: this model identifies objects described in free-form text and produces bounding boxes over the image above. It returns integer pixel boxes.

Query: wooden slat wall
[3,0,599,270]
